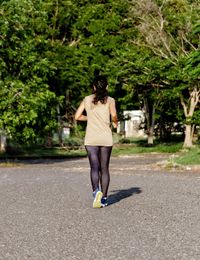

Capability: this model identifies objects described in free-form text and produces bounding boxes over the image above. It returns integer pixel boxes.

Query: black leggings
[85,146,112,197]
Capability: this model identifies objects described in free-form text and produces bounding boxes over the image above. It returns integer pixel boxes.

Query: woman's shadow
[108,187,142,206]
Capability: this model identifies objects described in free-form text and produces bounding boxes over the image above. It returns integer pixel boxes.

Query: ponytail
[92,76,108,104]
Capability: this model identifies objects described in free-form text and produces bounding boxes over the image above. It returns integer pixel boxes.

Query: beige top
[84,94,114,146]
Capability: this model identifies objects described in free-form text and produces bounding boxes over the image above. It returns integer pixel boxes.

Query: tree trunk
[148,126,154,145]
[183,124,194,148]
[0,134,6,152]
[45,133,53,148]
[57,105,64,146]
[181,86,199,148]
[144,96,155,146]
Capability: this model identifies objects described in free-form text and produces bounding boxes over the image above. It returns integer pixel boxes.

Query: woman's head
[92,75,108,104]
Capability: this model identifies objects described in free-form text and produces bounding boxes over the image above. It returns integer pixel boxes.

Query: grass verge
[0,147,86,160]
[112,142,182,156]
[174,147,200,165]
[0,142,199,166]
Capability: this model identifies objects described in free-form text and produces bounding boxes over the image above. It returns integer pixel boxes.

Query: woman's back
[84,94,114,146]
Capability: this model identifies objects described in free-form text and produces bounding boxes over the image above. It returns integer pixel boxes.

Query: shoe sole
[93,191,103,208]
[101,203,108,208]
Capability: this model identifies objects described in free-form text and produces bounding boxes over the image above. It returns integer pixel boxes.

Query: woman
[75,75,118,208]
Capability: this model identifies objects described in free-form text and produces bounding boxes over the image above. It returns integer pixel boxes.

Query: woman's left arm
[75,101,87,121]
[109,98,118,128]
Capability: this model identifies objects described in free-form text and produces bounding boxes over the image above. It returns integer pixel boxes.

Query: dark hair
[92,75,108,104]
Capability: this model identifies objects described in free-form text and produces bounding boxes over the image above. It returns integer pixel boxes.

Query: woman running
[75,75,118,208]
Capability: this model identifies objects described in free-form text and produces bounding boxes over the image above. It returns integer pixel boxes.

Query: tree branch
[182,33,198,51]
[69,39,80,47]
[188,87,199,116]
[52,0,59,43]
[180,95,188,117]
[178,31,189,56]
[130,39,176,64]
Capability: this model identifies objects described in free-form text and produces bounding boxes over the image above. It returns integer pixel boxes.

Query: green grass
[1,141,199,166]
[112,142,183,156]
[0,147,87,159]
[0,142,182,159]
[175,147,200,165]
[0,162,22,167]
[24,147,86,158]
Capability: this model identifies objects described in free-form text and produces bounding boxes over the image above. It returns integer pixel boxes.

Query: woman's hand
[112,121,118,129]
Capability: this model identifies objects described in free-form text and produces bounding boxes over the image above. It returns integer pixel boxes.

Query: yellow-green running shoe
[93,190,103,208]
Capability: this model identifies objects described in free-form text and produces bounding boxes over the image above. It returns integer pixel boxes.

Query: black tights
[85,146,112,197]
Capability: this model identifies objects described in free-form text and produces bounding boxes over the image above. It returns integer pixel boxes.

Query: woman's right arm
[109,99,118,128]
[75,100,87,121]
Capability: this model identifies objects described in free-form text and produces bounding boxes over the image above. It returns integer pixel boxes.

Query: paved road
[0,155,199,260]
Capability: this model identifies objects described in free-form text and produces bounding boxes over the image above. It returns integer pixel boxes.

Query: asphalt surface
[0,154,199,260]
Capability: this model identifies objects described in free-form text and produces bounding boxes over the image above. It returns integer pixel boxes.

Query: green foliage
[192,109,200,126]
[0,0,199,147]
[0,0,63,144]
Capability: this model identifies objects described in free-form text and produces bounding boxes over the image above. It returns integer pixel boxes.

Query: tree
[0,0,133,146]
[58,0,133,126]
[0,0,63,147]
[129,0,200,147]
[1,0,198,149]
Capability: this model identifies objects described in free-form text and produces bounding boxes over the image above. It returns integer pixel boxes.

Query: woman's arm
[109,99,118,128]
[75,101,87,121]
